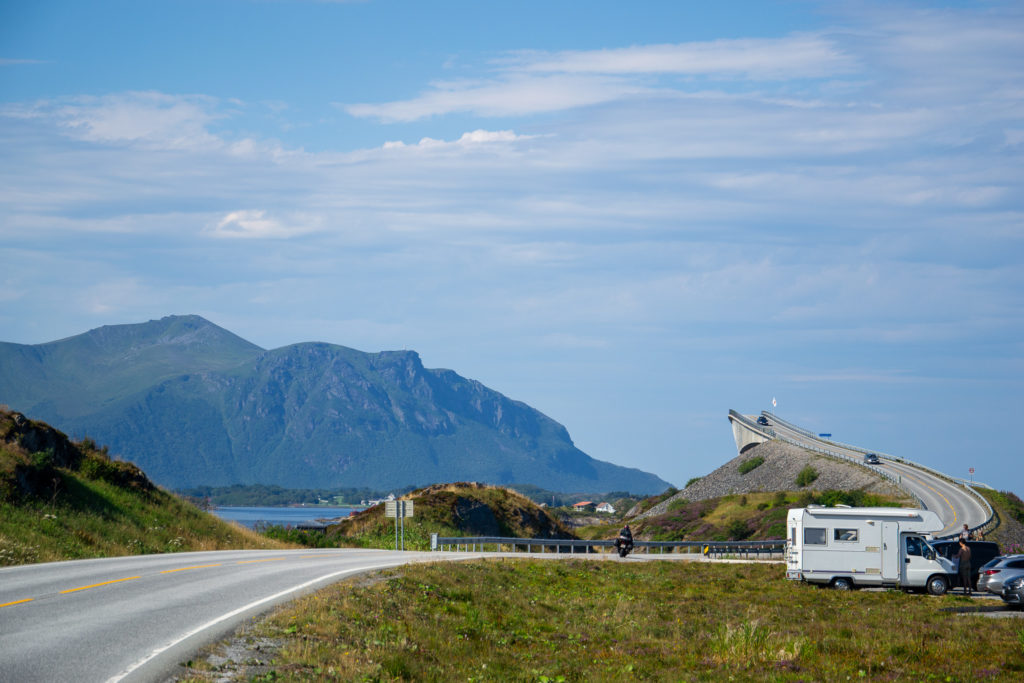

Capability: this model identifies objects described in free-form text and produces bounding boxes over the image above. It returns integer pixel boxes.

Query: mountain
[0,315,670,494]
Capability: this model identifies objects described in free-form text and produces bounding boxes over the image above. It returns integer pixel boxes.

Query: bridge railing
[430,534,785,559]
[761,411,997,539]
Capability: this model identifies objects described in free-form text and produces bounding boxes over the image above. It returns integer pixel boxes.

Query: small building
[572,501,594,511]
[596,502,616,514]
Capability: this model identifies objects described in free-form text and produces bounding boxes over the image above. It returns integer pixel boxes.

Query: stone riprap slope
[631,440,907,520]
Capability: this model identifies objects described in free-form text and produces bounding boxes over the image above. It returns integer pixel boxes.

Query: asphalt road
[763,414,990,535]
[0,548,484,682]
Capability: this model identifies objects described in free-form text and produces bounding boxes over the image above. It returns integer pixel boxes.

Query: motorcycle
[614,535,633,558]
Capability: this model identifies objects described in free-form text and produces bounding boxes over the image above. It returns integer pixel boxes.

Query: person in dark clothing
[615,524,633,552]
[955,538,973,595]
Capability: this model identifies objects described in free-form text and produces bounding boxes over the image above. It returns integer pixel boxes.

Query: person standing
[959,524,971,541]
[955,538,973,595]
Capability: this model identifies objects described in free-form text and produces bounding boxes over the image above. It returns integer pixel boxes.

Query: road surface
[763,414,990,536]
[0,548,482,682]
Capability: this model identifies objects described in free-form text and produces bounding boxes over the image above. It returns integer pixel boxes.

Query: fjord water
[213,505,354,528]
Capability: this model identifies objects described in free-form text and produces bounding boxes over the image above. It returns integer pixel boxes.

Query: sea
[212,505,355,529]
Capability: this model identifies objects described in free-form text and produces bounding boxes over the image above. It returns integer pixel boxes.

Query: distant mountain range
[0,315,670,494]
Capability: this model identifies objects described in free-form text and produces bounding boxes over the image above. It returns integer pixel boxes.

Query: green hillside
[0,408,285,566]
[323,482,577,550]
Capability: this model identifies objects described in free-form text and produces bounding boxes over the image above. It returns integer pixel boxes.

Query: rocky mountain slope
[631,440,908,520]
[0,316,669,494]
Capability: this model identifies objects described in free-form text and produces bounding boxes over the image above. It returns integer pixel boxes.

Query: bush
[685,477,702,488]
[727,518,751,540]
[796,466,819,487]
[738,457,765,475]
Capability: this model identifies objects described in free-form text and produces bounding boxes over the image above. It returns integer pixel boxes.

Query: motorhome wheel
[926,575,949,596]
[832,577,854,590]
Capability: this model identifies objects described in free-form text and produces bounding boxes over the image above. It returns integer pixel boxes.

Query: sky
[2,1,1022,495]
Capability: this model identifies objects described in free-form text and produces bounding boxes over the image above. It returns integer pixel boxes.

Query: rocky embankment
[631,440,908,521]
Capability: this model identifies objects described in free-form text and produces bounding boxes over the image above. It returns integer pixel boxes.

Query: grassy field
[182,559,1024,682]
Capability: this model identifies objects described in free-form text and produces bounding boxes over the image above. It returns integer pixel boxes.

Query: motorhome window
[804,528,827,545]
[790,527,796,544]
[905,536,923,557]
[834,528,859,542]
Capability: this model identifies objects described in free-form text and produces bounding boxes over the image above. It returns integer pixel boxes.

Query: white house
[596,502,616,514]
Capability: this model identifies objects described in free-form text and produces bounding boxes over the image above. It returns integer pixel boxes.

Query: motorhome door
[902,535,934,586]
[881,522,899,580]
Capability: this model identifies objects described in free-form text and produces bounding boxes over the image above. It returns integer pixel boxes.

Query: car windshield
[981,557,1001,569]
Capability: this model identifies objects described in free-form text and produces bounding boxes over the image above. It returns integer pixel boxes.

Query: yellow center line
[897,468,958,531]
[160,563,222,573]
[60,576,140,594]
[0,598,34,608]
[236,557,286,564]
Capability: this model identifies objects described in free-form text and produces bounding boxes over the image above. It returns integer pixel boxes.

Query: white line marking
[106,560,405,682]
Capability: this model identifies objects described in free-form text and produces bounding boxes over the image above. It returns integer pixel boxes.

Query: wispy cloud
[513,35,856,78]
[4,91,224,150]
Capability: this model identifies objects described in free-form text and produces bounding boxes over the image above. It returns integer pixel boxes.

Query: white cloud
[209,210,321,239]
[4,91,224,150]
[515,34,856,79]
[381,128,532,150]
[345,74,649,122]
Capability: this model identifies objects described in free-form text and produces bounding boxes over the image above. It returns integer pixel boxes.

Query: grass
[184,559,1024,681]
[738,456,765,475]
[1,409,287,566]
[795,465,819,487]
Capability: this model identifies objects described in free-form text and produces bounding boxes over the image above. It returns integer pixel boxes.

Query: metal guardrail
[759,411,997,539]
[430,534,785,559]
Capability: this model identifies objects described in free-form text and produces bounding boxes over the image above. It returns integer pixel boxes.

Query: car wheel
[832,577,854,591]
[927,575,949,596]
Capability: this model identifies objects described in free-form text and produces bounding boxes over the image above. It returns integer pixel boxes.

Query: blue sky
[2,1,1022,495]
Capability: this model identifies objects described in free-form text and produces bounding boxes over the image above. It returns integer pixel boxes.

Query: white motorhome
[786,506,955,595]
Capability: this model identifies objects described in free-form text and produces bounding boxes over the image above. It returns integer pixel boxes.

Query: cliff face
[0,316,670,494]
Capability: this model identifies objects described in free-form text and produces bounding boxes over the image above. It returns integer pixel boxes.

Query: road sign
[969,468,975,475]
[386,500,414,551]
[385,500,414,518]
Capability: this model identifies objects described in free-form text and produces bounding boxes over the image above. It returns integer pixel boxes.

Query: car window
[906,537,923,556]
[980,557,1001,569]
[1008,559,1024,569]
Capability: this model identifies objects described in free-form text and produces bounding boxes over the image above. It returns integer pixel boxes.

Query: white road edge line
[106,560,405,683]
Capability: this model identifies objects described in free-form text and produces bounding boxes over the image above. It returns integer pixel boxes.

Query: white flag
[772,397,777,408]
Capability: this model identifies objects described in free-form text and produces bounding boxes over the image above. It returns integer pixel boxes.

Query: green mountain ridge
[0,316,670,494]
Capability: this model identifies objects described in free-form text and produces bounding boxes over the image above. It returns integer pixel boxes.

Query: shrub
[727,518,751,540]
[738,457,765,475]
[685,477,702,488]
[796,466,819,487]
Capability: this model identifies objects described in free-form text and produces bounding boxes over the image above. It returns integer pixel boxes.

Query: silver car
[977,555,1024,594]
[1002,574,1024,609]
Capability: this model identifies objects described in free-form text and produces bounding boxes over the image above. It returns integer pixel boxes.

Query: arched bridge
[727,410,995,539]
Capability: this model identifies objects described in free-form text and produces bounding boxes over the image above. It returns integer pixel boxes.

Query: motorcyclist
[615,523,633,551]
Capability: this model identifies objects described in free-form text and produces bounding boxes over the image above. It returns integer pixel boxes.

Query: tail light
[983,569,1000,575]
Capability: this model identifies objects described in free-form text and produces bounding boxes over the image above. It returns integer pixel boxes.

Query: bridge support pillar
[729,414,770,455]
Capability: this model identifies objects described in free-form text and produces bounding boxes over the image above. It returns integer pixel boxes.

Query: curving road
[759,413,990,536]
[0,548,484,682]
